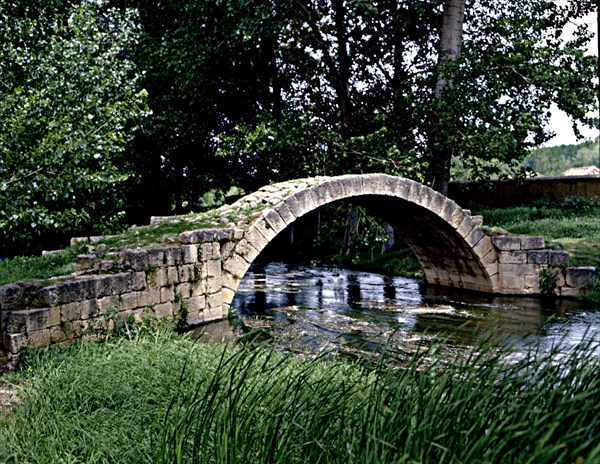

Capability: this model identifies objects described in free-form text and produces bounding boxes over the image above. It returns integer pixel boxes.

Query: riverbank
[1,325,599,463]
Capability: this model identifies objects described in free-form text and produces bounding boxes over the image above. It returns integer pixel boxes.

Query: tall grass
[2,328,598,463]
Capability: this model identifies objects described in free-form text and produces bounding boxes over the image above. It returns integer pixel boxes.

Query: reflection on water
[224,262,600,358]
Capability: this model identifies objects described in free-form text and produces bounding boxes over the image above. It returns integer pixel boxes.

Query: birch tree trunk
[428,0,466,195]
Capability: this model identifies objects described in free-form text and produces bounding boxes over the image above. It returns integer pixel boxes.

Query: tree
[0,0,148,256]
[103,0,598,214]
[428,0,466,194]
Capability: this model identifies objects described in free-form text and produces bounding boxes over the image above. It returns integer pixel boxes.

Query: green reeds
[1,329,599,464]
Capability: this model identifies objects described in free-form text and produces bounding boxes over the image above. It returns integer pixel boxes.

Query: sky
[543,8,599,147]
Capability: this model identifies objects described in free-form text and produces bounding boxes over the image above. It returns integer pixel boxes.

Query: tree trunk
[428,0,466,195]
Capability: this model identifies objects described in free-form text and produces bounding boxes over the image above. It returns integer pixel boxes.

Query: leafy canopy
[0,0,149,255]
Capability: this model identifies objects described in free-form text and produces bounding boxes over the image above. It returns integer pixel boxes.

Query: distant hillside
[524,137,600,176]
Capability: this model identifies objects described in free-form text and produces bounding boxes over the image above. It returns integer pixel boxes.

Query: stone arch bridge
[1,174,595,354]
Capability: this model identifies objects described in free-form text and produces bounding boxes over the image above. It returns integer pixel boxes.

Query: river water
[200,262,600,360]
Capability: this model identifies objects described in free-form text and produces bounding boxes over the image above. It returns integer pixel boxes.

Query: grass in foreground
[1,328,599,463]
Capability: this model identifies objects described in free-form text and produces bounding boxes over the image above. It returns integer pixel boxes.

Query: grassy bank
[1,327,599,463]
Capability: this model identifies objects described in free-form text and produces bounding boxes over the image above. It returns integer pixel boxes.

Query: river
[198,262,600,360]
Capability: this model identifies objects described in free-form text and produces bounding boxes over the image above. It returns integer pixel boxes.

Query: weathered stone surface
[566,267,596,288]
[0,282,42,310]
[3,332,28,354]
[548,251,570,265]
[123,249,149,271]
[491,236,521,251]
[527,250,549,264]
[181,245,198,264]
[179,228,235,244]
[520,236,545,250]
[76,254,97,272]
[499,251,528,264]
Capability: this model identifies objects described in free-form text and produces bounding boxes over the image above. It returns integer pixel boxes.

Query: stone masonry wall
[492,235,597,296]
[0,229,232,355]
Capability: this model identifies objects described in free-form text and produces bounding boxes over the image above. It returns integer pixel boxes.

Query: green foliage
[524,137,600,176]
[2,331,599,463]
[0,0,149,255]
[0,248,81,286]
[538,267,556,298]
[118,0,598,211]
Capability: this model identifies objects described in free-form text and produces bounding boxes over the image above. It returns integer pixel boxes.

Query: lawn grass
[1,327,599,463]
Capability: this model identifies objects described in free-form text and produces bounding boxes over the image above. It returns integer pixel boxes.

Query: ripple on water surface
[230,262,600,359]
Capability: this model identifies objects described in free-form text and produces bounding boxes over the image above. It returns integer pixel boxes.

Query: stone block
[470,215,484,226]
[118,292,137,311]
[491,236,521,251]
[428,192,447,216]
[560,287,582,297]
[243,227,270,252]
[274,201,296,225]
[221,287,237,308]
[457,218,475,241]
[178,264,197,283]
[80,299,100,320]
[152,267,173,289]
[175,282,192,299]
[3,332,28,354]
[309,185,329,207]
[520,236,545,250]
[1,307,60,333]
[165,266,179,285]
[499,275,525,291]
[234,238,261,263]
[129,272,146,291]
[206,274,224,295]
[524,274,540,291]
[109,273,132,295]
[76,254,97,272]
[179,228,234,245]
[164,247,183,266]
[199,260,216,280]
[499,251,528,264]
[147,248,166,267]
[549,251,570,266]
[499,263,536,275]
[96,295,120,314]
[27,329,52,349]
[223,253,251,280]
[135,289,160,309]
[290,189,317,216]
[449,209,467,230]
[50,325,66,343]
[123,249,149,271]
[527,250,549,265]
[263,209,287,234]
[154,302,173,319]
[160,286,175,304]
[361,174,381,195]
[465,227,485,248]
[565,267,596,288]
[60,302,82,321]
[181,245,199,264]
[253,218,277,241]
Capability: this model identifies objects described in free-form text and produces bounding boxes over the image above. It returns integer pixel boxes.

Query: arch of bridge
[221,174,499,308]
